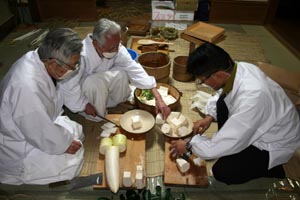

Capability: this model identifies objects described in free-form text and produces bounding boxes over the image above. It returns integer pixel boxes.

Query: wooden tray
[127,20,151,36]
[93,114,146,189]
[180,32,225,46]
[183,22,225,43]
[164,141,209,187]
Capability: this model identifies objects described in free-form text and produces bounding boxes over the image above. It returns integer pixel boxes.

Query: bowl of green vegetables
[134,83,181,116]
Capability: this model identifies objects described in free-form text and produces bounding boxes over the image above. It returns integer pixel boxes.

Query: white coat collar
[81,34,103,67]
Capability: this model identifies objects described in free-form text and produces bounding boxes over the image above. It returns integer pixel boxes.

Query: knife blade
[48,173,103,190]
[96,114,120,127]
[69,173,103,190]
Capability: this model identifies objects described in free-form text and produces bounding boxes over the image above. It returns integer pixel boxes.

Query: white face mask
[58,68,79,81]
[102,51,117,59]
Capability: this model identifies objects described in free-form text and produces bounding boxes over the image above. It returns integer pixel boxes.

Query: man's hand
[65,140,82,154]
[192,115,214,134]
[151,87,171,119]
[155,98,171,119]
[169,139,187,158]
[84,103,97,117]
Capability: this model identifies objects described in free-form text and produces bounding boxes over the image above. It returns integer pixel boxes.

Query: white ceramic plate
[120,109,155,134]
[161,114,193,138]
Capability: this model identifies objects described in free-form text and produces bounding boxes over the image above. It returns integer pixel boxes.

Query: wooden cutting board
[164,141,209,187]
[93,114,146,189]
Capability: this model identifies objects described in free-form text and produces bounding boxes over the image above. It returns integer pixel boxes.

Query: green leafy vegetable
[140,89,154,101]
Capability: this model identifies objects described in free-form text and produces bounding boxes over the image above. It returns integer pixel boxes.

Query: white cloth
[205,89,222,118]
[82,70,131,116]
[190,62,300,169]
[190,90,217,114]
[60,34,157,116]
[54,115,84,142]
[0,50,84,185]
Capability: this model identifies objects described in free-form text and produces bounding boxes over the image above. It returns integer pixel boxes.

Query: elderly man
[61,18,171,121]
[0,28,91,185]
[170,43,300,184]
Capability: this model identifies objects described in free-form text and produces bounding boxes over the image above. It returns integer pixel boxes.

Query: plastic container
[127,48,138,60]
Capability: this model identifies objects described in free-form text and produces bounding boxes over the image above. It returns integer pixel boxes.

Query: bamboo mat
[145,126,166,177]
[96,0,151,22]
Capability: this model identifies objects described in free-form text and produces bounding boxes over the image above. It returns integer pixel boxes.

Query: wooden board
[164,141,209,187]
[130,37,169,55]
[183,22,225,43]
[93,114,146,189]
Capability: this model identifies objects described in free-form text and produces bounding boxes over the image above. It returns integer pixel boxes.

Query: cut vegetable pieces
[176,158,190,173]
[105,146,120,193]
[112,134,127,153]
[99,137,113,155]
[123,171,132,187]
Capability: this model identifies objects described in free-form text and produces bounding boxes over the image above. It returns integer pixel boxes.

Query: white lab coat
[0,50,84,185]
[60,34,156,116]
[190,62,300,169]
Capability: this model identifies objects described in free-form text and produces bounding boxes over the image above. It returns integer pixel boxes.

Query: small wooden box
[181,22,225,54]
[183,22,225,43]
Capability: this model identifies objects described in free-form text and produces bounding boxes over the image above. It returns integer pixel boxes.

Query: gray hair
[92,18,121,46]
[38,28,83,63]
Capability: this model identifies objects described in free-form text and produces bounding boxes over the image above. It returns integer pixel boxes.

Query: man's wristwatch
[180,141,192,161]
[186,141,192,152]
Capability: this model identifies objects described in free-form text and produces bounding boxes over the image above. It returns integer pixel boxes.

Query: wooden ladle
[137,39,174,46]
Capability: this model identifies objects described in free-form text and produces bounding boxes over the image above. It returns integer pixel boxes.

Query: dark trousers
[212,145,285,184]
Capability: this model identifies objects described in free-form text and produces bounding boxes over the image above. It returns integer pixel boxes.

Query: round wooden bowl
[134,83,182,116]
[172,56,193,82]
[138,52,170,83]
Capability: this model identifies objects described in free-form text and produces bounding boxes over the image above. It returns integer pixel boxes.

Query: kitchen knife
[69,172,103,190]
[49,173,103,190]
[96,114,120,127]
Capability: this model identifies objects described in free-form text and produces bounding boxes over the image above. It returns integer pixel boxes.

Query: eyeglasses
[196,65,233,86]
[197,73,213,85]
[51,57,80,71]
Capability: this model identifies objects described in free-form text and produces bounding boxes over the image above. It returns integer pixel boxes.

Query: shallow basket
[134,83,182,116]
[138,52,170,83]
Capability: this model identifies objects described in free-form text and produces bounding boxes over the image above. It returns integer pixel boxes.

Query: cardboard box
[174,10,195,21]
[152,1,175,20]
[174,0,198,11]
